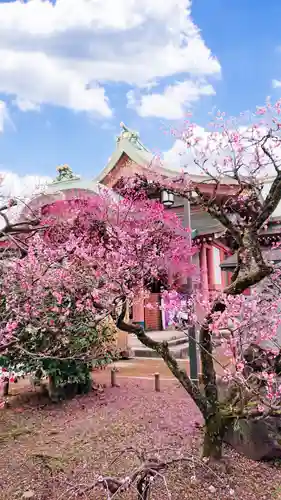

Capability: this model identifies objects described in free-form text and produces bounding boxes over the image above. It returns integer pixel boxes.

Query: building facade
[4,127,281,350]
[95,123,236,331]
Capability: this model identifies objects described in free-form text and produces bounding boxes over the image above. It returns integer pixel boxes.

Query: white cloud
[128,80,215,119]
[0,49,112,117]
[163,126,206,171]
[0,171,51,199]
[163,138,193,170]
[272,79,281,89]
[0,171,51,226]
[0,101,9,132]
[12,97,40,112]
[0,0,220,118]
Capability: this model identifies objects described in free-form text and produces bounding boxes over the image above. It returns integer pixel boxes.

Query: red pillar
[200,244,209,301]
[206,246,214,292]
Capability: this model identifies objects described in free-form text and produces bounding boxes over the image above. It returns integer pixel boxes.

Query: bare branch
[116,299,209,417]
[255,174,281,230]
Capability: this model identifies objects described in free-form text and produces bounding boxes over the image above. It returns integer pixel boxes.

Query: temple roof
[95,123,239,187]
[20,165,120,217]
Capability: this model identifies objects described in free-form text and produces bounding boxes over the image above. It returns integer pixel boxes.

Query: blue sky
[0,0,281,188]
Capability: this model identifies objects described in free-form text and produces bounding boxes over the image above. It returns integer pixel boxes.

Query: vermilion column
[200,244,209,301]
[206,246,214,292]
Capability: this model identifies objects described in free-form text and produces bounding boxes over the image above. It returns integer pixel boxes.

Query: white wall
[261,178,281,218]
[252,279,281,349]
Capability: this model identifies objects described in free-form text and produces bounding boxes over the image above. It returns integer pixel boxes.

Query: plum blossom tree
[114,99,281,459]
[2,100,281,462]
[0,192,48,398]
[0,193,194,399]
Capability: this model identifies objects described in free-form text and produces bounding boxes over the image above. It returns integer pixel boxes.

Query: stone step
[133,341,190,359]
[165,336,189,347]
[129,331,187,346]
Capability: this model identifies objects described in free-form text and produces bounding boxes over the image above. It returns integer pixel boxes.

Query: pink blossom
[5,321,18,333]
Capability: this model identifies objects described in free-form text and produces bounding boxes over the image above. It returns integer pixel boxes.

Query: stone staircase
[129,330,190,359]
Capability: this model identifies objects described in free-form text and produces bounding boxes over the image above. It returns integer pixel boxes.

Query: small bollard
[111,368,117,388]
[154,372,160,392]
[2,377,9,397]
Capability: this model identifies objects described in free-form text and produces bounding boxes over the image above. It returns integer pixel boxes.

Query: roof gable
[96,137,153,184]
[95,124,240,195]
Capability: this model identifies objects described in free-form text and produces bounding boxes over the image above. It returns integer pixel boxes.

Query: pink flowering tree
[0,195,48,395]
[0,193,194,400]
[114,100,281,459]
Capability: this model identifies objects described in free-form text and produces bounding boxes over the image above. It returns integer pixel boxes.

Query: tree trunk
[203,412,224,459]
[48,375,60,402]
[198,301,226,459]
[2,377,9,397]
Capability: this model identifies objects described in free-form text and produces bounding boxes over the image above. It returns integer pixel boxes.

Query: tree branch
[116,300,209,417]
[255,174,281,230]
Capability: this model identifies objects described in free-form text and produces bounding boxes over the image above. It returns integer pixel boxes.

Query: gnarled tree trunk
[199,300,226,458]
[203,412,224,459]
[2,376,9,397]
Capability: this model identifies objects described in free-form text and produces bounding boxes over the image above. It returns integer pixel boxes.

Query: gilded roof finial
[116,122,148,151]
[53,164,80,183]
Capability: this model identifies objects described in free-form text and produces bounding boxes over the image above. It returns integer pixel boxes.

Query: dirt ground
[0,368,280,500]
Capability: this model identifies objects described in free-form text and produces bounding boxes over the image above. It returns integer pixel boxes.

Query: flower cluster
[0,193,194,375]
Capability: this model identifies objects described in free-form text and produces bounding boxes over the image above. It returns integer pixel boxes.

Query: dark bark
[0,340,17,355]
[224,263,272,295]
[48,375,59,402]
[254,173,281,230]
[199,300,226,458]
[203,413,224,459]
[224,229,273,295]
[2,377,9,397]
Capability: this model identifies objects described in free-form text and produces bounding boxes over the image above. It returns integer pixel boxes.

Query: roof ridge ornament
[53,164,80,183]
[116,122,149,152]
